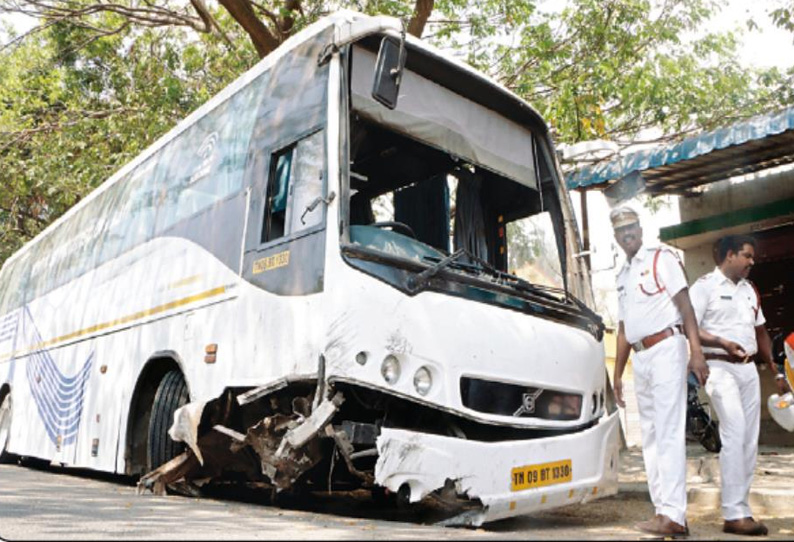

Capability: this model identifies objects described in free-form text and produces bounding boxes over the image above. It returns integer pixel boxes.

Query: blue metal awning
[565,105,794,193]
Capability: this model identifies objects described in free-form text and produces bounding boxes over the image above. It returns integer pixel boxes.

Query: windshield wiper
[414,248,557,298]
[507,274,564,302]
[565,291,604,337]
[408,247,604,339]
[411,247,536,294]
[510,276,604,338]
[511,276,603,331]
[408,249,472,293]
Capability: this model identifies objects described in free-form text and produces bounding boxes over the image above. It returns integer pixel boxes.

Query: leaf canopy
[0,0,792,263]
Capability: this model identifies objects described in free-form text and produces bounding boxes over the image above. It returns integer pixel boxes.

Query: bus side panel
[0,27,336,474]
[158,192,249,276]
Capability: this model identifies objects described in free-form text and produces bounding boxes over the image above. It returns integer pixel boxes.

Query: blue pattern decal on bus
[26,350,93,446]
[13,307,94,447]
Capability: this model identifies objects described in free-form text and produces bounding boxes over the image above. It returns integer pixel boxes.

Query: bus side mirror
[372,36,406,110]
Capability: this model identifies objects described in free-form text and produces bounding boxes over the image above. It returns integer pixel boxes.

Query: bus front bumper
[373,412,621,526]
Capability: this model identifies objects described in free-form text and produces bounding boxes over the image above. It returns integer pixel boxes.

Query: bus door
[240,33,332,297]
[241,128,328,296]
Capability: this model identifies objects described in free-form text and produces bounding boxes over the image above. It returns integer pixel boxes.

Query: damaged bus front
[138,12,620,526]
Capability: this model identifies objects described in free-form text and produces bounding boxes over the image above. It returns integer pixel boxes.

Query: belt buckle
[633,340,645,353]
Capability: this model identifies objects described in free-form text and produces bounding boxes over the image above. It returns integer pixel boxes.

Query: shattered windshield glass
[344,117,566,300]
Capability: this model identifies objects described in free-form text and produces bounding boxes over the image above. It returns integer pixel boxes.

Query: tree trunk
[407,0,434,37]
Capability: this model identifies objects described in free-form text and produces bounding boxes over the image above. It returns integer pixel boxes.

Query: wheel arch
[123,352,189,476]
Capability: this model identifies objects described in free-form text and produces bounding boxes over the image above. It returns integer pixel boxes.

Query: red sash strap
[640,248,686,296]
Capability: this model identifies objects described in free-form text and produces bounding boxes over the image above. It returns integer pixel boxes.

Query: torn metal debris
[136,376,619,527]
[137,388,345,495]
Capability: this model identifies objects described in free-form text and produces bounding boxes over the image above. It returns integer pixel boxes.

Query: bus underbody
[137,376,619,526]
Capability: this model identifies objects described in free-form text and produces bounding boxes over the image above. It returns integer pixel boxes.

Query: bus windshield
[345,119,565,297]
[342,43,574,306]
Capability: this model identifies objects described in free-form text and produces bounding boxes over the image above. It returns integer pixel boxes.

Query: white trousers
[704,360,760,520]
[632,335,688,526]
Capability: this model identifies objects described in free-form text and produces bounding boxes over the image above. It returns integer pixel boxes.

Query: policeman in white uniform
[690,234,788,536]
[610,206,709,537]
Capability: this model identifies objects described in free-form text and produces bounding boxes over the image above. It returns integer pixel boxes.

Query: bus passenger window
[262,150,292,242]
[261,130,324,243]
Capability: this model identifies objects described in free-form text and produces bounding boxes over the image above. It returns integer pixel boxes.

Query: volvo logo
[513,388,544,417]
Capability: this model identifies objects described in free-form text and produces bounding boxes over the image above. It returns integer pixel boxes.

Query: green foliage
[0,12,259,262]
[1,0,793,267]
[428,0,793,145]
[770,0,794,34]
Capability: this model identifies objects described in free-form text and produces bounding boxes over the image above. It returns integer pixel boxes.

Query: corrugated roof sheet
[566,105,794,192]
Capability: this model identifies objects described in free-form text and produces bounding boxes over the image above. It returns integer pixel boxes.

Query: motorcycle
[685,372,721,453]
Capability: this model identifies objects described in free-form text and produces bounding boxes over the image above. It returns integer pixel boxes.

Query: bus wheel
[0,392,13,463]
[147,370,189,471]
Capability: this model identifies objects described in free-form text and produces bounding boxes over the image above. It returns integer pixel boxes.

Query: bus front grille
[460,377,582,421]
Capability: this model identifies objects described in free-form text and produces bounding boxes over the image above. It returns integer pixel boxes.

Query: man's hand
[613,376,626,408]
[720,338,747,362]
[689,350,710,386]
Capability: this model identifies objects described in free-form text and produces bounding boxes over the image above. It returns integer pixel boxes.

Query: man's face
[614,222,642,258]
[724,243,755,280]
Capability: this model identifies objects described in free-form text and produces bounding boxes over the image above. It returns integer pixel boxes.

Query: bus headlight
[413,367,432,396]
[381,355,401,384]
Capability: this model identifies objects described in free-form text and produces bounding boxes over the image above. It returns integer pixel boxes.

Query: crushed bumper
[374,412,621,526]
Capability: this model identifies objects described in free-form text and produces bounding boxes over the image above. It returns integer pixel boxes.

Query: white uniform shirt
[616,245,689,345]
[690,267,765,357]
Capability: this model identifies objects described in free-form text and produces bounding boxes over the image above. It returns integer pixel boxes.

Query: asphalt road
[1,460,793,540]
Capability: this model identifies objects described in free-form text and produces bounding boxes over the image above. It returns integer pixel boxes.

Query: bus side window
[261,130,324,243]
[0,252,31,314]
[262,148,293,242]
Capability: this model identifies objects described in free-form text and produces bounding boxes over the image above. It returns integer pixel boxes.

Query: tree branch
[217,0,280,57]
[2,0,212,31]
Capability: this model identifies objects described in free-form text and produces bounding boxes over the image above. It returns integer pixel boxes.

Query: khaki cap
[609,206,640,229]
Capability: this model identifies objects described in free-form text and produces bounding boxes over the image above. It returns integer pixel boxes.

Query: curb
[617,483,794,518]
[689,487,794,518]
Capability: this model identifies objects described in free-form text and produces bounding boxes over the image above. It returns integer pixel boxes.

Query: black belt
[705,353,755,364]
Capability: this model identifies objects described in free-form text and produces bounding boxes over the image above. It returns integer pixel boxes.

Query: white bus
[0,11,620,525]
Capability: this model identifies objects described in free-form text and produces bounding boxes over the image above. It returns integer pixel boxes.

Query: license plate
[510,459,572,491]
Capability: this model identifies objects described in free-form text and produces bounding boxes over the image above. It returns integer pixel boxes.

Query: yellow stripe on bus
[0,285,228,361]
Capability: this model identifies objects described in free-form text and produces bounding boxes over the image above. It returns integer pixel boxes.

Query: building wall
[678,166,794,280]
[679,167,794,222]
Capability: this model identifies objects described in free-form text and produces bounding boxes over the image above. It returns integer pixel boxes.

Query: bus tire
[147,370,189,471]
[0,392,13,463]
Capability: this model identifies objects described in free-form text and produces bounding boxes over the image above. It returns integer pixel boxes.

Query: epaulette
[694,273,712,283]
